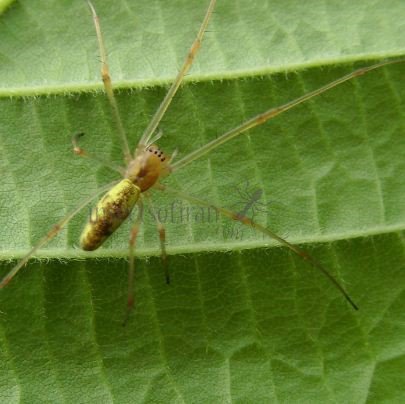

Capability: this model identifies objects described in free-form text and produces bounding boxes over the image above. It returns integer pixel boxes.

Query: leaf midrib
[2,221,404,261]
[2,51,405,98]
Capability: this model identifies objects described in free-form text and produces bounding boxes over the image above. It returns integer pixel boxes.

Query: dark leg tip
[122,297,135,326]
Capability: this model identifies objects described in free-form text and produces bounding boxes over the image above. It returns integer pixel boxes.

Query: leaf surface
[0,0,404,402]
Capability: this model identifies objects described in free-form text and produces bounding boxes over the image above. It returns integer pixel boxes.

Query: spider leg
[123,200,144,327]
[86,1,132,163]
[171,59,405,171]
[146,197,169,284]
[72,133,125,175]
[137,0,216,149]
[156,184,359,311]
[0,181,118,288]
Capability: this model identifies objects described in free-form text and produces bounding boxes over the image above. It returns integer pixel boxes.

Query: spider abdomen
[80,179,140,251]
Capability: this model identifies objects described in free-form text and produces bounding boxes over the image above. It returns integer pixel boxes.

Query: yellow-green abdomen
[80,179,141,251]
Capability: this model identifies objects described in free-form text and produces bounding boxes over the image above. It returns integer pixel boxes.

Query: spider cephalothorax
[125,144,170,192]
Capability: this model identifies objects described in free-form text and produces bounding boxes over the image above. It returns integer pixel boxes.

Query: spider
[1,0,403,324]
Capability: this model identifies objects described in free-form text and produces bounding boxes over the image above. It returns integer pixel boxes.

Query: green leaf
[1,0,405,402]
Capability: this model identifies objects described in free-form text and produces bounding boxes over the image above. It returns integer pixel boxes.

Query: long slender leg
[87,1,132,163]
[0,181,118,288]
[156,184,359,311]
[171,58,405,171]
[146,197,169,284]
[137,0,216,149]
[72,133,125,175]
[123,200,144,326]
